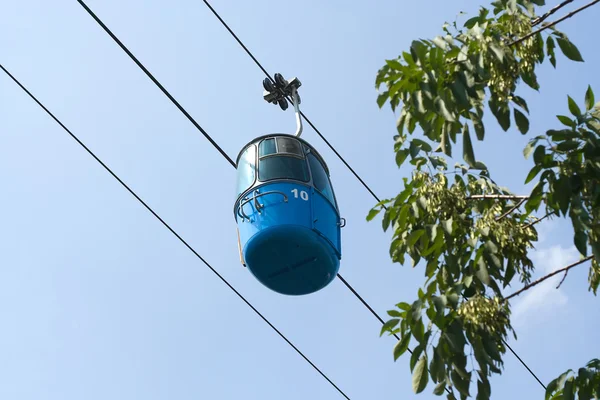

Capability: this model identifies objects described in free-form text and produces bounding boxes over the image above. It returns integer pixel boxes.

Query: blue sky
[1,1,598,399]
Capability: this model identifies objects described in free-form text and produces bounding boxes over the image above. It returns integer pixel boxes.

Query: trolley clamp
[262,73,303,137]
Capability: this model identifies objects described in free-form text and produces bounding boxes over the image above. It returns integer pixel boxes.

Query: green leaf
[380,318,399,337]
[413,90,426,114]
[477,379,491,400]
[523,140,537,159]
[385,59,403,70]
[397,113,407,135]
[554,176,571,215]
[563,376,575,400]
[489,98,510,131]
[592,242,600,264]
[556,140,580,152]
[482,335,502,362]
[418,196,428,210]
[366,208,381,221]
[429,156,447,170]
[410,344,424,371]
[521,69,540,90]
[473,117,485,141]
[504,260,516,288]
[451,80,469,107]
[451,369,470,397]
[574,230,588,257]
[526,181,544,213]
[512,96,529,113]
[548,129,572,141]
[374,64,389,89]
[490,44,504,62]
[425,271,437,291]
[568,96,582,117]
[546,370,573,399]
[433,381,446,395]
[484,240,498,254]
[432,295,447,317]
[430,347,446,382]
[464,16,480,28]
[407,229,425,248]
[467,236,478,248]
[525,165,542,184]
[409,140,421,159]
[446,292,459,308]
[514,108,530,134]
[557,115,575,128]
[393,334,411,361]
[396,149,409,167]
[453,360,469,380]
[412,356,429,394]
[441,124,452,156]
[533,145,546,165]
[377,92,389,108]
[433,36,447,49]
[412,138,433,152]
[557,37,584,62]
[412,318,425,343]
[387,309,403,318]
[382,211,391,231]
[476,257,491,285]
[547,36,557,67]
[388,80,404,98]
[463,275,473,288]
[585,85,595,111]
[462,124,476,167]
[435,97,455,121]
[397,302,411,311]
[397,205,410,231]
[442,218,453,235]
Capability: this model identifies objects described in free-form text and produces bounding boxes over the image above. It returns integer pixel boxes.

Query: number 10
[291,188,309,201]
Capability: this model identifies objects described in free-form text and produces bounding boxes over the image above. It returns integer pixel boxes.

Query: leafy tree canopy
[369,0,600,398]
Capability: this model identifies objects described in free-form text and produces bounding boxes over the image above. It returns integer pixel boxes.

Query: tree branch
[504,256,593,301]
[511,0,600,46]
[523,211,555,229]
[531,0,575,27]
[467,195,530,200]
[496,198,527,221]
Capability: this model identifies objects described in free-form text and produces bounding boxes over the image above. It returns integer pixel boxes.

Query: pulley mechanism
[262,73,303,137]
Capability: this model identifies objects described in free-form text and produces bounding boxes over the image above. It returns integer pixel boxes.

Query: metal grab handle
[253,190,288,212]
[236,190,289,220]
[237,196,252,220]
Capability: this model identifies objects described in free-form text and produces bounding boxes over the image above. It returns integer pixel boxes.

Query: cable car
[233,74,344,295]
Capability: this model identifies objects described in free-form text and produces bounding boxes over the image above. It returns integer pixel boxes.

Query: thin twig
[467,194,530,200]
[523,211,556,229]
[496,198,527,221]
[556,268,570,288]
[504,256,593,301]
[511,0,600,46]
[531,0,575,27]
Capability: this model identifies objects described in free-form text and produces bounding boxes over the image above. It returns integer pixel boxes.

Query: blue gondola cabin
[234,134,342,295]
